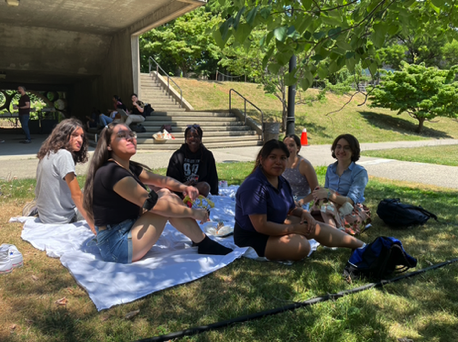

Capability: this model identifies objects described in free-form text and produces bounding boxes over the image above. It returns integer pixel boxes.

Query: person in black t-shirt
[83,123,232,264]
[167,124,218,197]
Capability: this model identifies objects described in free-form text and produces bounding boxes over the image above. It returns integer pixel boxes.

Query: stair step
[142,122,255,132]
[136,140,262,150]
[137,130,258,138]
[145,112,234,118]
[143,117,239,123]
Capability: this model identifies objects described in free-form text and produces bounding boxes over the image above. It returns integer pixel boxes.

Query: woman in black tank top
[83,123,232,263]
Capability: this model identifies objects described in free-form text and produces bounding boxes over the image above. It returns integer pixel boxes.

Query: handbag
[311,197,371,235]
[142,104,154,117]
[133,123,146,133]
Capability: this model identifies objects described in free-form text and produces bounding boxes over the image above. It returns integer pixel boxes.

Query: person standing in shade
[15,86,31,143]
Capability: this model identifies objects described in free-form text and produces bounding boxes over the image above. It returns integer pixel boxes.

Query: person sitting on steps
[124,93,145,128]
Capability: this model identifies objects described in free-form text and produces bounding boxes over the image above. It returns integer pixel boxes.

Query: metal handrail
[229,88,264,141]
[148,56,183,108]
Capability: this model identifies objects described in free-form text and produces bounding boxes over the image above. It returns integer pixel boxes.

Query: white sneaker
[0,246,13,275]
[0,244,23,269]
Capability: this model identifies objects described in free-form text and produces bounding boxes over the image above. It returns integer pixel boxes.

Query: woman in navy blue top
[234,140,365,261]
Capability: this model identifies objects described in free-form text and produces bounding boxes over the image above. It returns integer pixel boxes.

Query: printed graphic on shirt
[183,158,200,182]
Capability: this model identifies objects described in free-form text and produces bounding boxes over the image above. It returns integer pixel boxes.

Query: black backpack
[142,104,154,117]
[377,198,438,229]
[132,123,146,133]
[343,236,417,281]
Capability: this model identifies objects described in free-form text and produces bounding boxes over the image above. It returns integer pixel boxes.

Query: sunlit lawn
[362,145,458,166]
[171,78,458,145]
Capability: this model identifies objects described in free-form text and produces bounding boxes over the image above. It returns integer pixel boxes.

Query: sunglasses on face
[116,130,137,140]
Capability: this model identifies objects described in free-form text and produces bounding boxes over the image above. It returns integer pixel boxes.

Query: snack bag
[183,195,214,215]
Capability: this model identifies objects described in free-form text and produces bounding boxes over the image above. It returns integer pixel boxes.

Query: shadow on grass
[359,111,452,139]
[294,117,332,140]
[2,263,96,342]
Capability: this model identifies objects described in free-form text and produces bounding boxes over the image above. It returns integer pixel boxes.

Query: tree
[369,62,458,133]
[219,29,291,129]
[139,8,222,76]
[377,18,458,70]
[213,0,458,91]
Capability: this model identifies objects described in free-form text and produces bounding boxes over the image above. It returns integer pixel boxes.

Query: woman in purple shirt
[234,140,365,261]
[313,134,370,234]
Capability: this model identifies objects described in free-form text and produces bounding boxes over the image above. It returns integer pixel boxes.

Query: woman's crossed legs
[264,216,364,261]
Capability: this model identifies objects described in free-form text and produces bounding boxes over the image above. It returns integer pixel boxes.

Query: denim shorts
[95,218,136,263]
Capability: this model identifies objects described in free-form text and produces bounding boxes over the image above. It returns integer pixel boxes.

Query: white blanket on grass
[11,186,319,311]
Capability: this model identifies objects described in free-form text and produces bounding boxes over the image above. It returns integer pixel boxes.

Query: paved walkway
[1,133,458,189]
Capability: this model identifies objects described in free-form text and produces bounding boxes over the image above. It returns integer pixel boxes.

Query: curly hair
[36,118,88,164]
[331,134,361,162]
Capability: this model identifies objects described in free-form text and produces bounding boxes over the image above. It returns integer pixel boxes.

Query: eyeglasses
[187,124,200,129]
[116,131,137,140]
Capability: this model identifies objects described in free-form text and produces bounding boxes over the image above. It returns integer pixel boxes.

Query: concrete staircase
[87,74,263,149]
[135,74,262,150]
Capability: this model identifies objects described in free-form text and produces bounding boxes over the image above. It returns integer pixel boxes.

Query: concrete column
[131,35,141,98]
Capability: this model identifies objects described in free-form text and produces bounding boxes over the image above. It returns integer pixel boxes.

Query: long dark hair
[37,118,88,164]
[251,139,290,174]
[83,122,149,222]
[331,134,361,162]
[283,134,301,155]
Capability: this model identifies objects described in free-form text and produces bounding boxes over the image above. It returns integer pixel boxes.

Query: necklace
[108,158,135,177]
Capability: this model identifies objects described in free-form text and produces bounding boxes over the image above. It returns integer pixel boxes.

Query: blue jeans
[95,218,136,263]
[99,114,113,127]
[19,115,31,140]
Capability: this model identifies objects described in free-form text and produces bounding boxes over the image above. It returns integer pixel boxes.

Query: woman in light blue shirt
[312,134,370,234]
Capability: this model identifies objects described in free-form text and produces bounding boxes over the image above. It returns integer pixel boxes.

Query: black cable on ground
[135,257,458,342]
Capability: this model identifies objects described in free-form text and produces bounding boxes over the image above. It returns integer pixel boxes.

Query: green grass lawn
[1,163,457,341]
[362,145,458,166]
[171,78,458,145]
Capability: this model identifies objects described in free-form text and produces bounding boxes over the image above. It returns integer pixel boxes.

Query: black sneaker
[20,140,31,144]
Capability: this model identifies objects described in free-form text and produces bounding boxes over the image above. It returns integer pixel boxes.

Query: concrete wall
[72,29,136,118]
[0,1,206,120]
[0,23,111,85]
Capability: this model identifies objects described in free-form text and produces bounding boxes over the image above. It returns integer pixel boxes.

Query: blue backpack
[343,237,417,281]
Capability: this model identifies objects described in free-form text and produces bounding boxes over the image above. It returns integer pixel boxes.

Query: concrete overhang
[0,0,206,87]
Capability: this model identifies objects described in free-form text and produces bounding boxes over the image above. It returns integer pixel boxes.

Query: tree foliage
[369,62,458,133]
[213,0,458,90]
[139,8,222,76]
[378,19,458,70]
